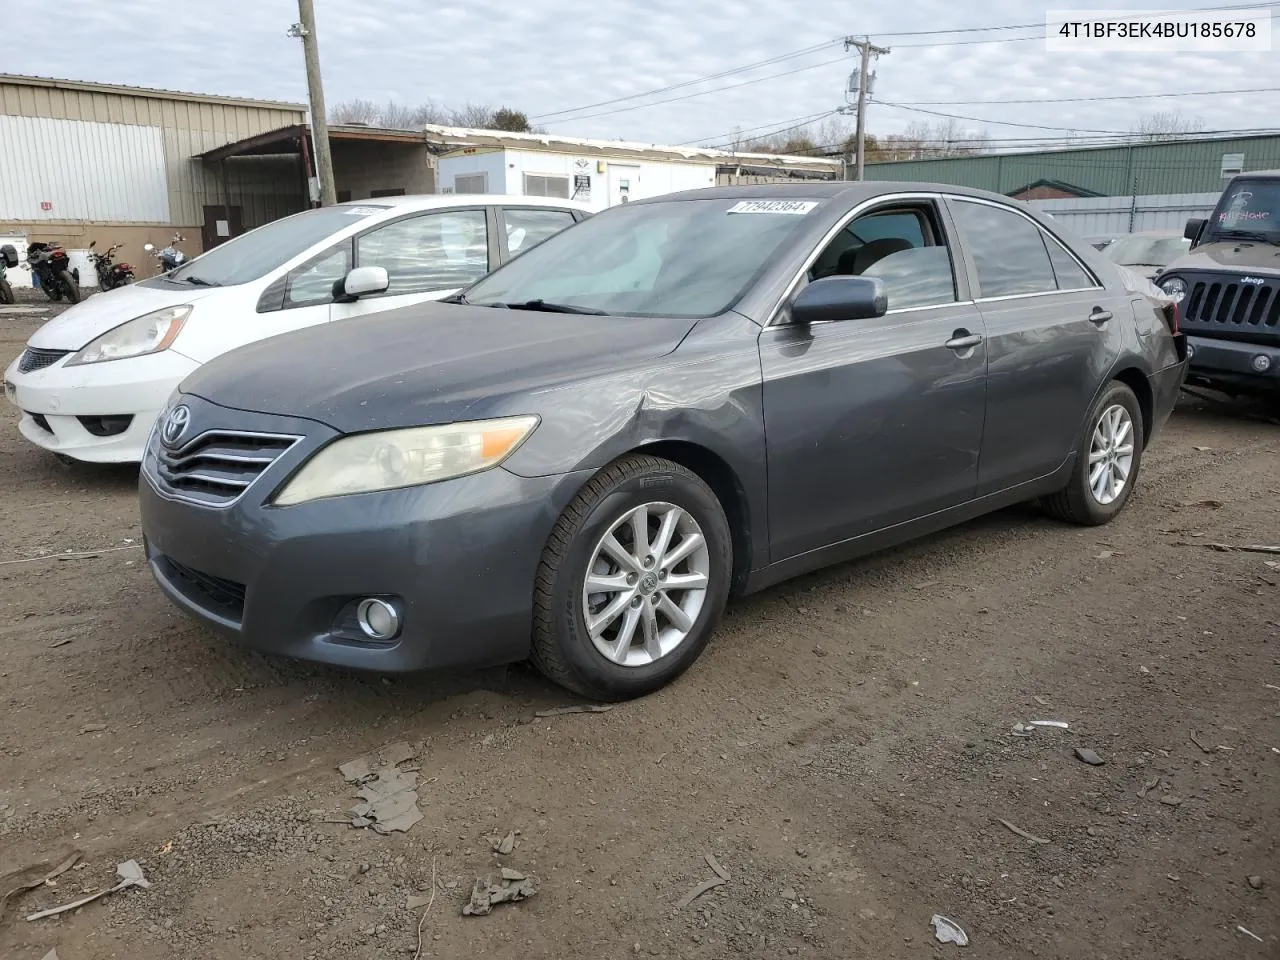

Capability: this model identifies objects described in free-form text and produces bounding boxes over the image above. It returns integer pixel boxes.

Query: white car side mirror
[335,265,390,301]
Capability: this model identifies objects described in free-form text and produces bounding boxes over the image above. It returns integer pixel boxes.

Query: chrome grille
[17,347,71,373]
[150,429,300,507]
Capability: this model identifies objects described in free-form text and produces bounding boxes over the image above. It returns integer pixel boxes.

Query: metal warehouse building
[864,133,1280,236]
[866,133,1280,198]
[0,74,308,278]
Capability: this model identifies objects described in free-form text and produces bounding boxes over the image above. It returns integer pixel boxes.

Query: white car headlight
[273,415,540,506]
[1159,277,1188,304]
[65,305,192,366]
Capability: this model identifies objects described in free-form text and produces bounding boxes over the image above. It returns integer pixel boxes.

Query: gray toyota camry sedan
[139,183,1188,700]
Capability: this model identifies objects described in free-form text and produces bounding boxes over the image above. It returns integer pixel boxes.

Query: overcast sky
[9,0,1278,149]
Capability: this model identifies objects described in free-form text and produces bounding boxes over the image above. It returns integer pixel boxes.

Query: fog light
[1186,342,1194,360]
[356,598,400,640]
[1252,354,1271,373]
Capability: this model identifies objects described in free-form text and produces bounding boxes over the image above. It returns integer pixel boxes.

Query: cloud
[5,0,1276,147]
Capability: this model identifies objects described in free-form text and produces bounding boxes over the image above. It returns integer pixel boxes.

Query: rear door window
[502,208,577,256]
[949,199,1058,298]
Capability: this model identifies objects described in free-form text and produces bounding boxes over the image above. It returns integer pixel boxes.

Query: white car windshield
[463,198,820,318]
[149,204,389,288]
[1103,235,1190,268]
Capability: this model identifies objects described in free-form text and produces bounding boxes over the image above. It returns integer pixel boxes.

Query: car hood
[26,280,222,350]
[1163,240,1280,278]
[181,301,699,433]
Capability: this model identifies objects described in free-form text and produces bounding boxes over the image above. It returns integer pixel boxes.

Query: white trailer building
[426,125,839,212]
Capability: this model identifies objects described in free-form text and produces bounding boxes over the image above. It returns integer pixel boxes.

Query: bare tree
[1131,111,1205,142]
[329,98,381,125]
[328,98,544,133]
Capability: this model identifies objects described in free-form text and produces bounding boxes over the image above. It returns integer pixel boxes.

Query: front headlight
[1159,277,1188,304]
[272,415,540,506]
[65,305,192,366]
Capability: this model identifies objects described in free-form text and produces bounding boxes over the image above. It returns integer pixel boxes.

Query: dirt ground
[1,301,1277,960]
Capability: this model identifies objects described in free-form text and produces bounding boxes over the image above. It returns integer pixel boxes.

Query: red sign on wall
[39,201,52,211]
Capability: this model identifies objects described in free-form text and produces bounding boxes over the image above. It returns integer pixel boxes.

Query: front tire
[58,270,81,304]
[532,454,732,701]
[1044,381,1144,526]
[0,278,12,304]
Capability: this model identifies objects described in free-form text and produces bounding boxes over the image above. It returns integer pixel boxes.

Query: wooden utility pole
[845,36,890,181]
[292,0,336,206]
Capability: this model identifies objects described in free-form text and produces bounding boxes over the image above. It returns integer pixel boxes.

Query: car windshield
[149,204,389,287]
[462,197,821,318]
[1103,235,1191,268]
[1206,179,1280,240]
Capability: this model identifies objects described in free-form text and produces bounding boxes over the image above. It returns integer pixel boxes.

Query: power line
[879,101,1131,134]
[683,110,839,147]
[895,86,1280,106]
[540,55,849,125]
[529,1,1279,128]
[530,40,839,121]
[889,1,1279,46]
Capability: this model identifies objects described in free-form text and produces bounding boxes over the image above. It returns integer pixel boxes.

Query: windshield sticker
[726,200,820,215]
[343,206,382,216]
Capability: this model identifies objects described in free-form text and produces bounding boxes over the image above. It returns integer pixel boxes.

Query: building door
[607,164,640,206]
[201,205,243,250]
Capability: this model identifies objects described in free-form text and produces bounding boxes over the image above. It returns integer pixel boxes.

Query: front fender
[501,312,770,571]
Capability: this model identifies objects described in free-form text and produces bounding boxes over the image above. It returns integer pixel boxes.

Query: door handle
[945,332,983,350]
[1088,307,1113,324]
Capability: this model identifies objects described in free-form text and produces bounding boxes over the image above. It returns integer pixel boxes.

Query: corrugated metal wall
[1028,192,1220,236]
[0,115,170,221]
[867,135,1280,197]
[0,80,304,226]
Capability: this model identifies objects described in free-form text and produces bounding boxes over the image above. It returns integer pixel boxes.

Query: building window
[523,173,571,199]
[370,187,406,198]
[454,173,488,194]
[1221,153,1245,179]
[337,190,352,203]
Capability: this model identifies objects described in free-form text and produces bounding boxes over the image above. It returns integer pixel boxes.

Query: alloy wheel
[581,501,711,667]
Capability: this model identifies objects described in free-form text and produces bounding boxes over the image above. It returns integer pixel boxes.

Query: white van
[4,195,590,463]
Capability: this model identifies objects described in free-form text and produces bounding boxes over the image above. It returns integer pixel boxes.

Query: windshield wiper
[180,275,219,287]
[440,292,468,304]
[1215,229,1280,246]
[500,299,607,315]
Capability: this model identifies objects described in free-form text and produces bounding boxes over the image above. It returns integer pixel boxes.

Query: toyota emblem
[161,404,191,448]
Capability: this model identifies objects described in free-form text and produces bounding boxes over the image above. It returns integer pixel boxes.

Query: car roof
[630,180,1030,205]
[334,194,592,212]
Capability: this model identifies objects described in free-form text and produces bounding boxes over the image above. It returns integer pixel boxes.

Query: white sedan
[3,195,589,463]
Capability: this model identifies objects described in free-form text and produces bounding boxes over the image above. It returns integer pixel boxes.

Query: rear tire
[0,279,12,304]
[58,270,81,304]
[531,454,732,701]
[1044,381,1144,526]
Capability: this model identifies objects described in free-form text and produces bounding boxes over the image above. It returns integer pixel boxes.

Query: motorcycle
[26,241,81,304]
[144,233,186,274]
[88,240,135,291]
[0,244,17,305]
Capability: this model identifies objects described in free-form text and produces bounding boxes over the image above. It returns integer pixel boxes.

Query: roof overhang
[196,123,428,162]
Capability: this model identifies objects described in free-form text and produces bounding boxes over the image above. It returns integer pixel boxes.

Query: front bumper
[4,349,198,462]
[139,396,590,673]
[1185,335,1280,394]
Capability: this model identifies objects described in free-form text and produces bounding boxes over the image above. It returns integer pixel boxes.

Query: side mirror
[1184,217,1205,244]
[333,265,390,302]
[143,243,155,252]
[790,276,887,325]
